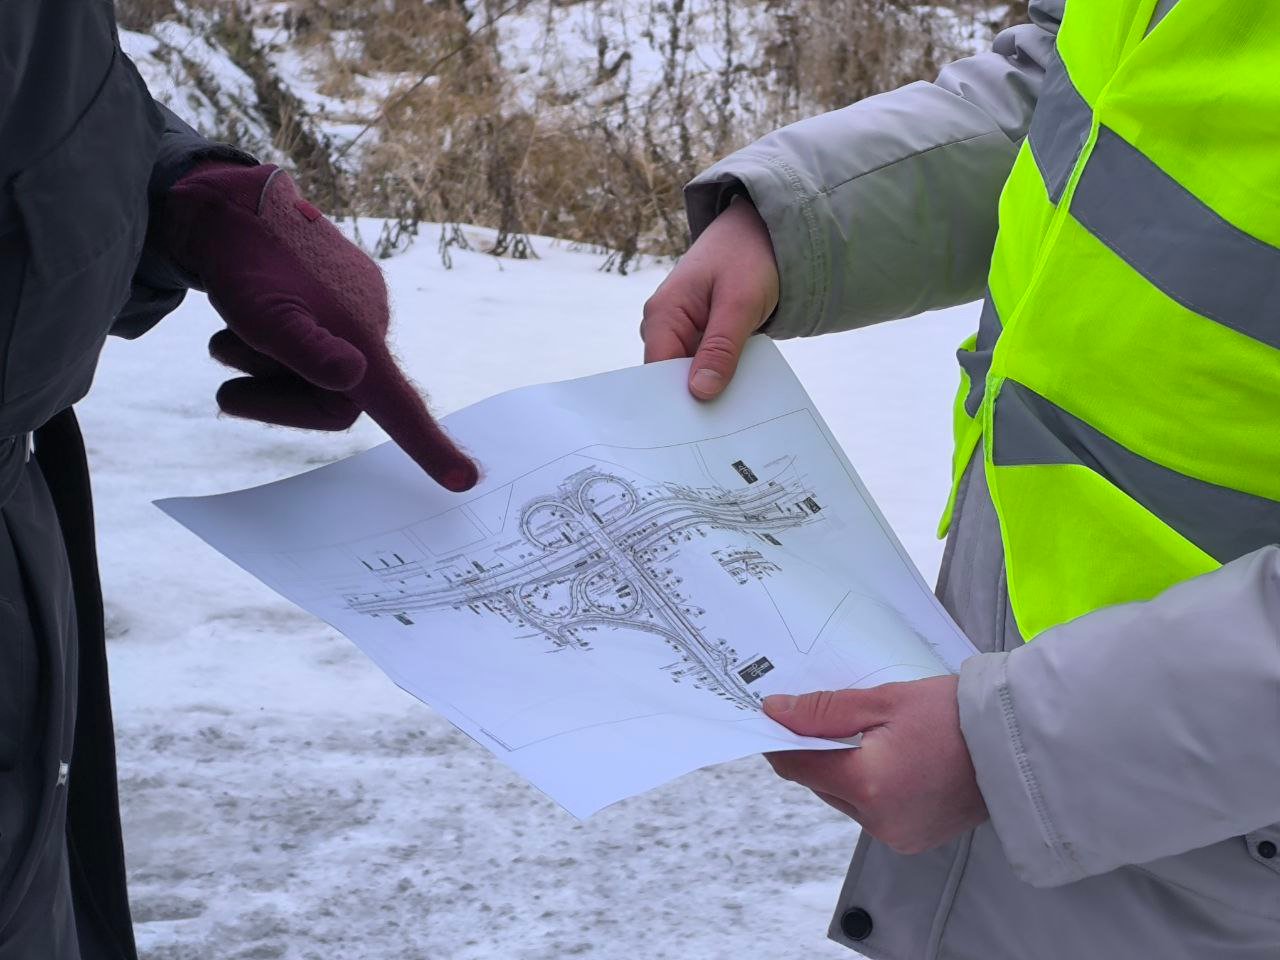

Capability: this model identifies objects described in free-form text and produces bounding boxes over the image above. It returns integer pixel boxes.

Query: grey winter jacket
[685,1,1280,958]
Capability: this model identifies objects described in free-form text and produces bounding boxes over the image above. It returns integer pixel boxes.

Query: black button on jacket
[840,906,874,942]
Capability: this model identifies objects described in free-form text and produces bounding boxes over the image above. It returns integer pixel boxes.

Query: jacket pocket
[1138,831,1280,921]
[3,46,160,406]
[0,598,34,772]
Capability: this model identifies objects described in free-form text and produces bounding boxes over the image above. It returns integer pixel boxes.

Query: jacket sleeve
[113,82,257,339]
[683,0,1063,339]
[958,546,1280,888]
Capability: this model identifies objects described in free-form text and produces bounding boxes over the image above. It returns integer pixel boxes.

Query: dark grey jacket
[0,0,249,437]
[1,3,248,958]
[686,0,1280,957]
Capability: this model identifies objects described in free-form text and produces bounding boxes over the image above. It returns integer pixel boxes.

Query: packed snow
[80,228,976,960]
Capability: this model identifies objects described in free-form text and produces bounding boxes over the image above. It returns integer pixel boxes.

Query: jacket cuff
[138,105,258,295]
[958,651,1084,887]
[114,106,257,339]
[960,549,1280,888]
[684,151,830,341]
[148,105,258,205]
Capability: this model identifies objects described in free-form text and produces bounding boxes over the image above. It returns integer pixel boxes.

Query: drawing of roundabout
[344,466,825,711]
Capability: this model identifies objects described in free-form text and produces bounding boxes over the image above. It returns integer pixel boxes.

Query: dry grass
[115,0,179,31]
[138,0,1011,266]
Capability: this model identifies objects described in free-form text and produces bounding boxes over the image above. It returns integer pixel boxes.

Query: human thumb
[763,689,891,739]
[688,308,756,401]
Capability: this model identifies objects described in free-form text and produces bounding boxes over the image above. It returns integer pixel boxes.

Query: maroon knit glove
[163,162,478,492]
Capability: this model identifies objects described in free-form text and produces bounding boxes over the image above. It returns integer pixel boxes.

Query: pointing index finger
[348,349,479,492]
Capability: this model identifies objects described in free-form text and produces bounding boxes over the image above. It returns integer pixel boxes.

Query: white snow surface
[80,231,976,960]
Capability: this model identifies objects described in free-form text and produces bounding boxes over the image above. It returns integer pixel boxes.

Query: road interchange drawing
[343,462,825,710]
[160,344,979,817]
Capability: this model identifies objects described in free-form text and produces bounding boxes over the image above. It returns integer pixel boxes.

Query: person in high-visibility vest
[642,1,1280,957]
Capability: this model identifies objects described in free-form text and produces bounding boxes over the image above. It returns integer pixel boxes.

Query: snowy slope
[80,230,976,960]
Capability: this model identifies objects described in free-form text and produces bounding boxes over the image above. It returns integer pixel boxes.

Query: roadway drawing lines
[344,461,825,711]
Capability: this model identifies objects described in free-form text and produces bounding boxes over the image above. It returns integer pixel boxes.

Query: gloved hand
[163,162,478,492]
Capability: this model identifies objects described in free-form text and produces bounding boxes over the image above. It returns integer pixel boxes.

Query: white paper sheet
[157,338,976,817]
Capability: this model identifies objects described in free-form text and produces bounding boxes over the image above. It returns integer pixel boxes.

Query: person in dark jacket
[0,3,477,958]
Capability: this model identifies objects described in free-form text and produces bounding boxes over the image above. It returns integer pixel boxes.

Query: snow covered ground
[80,232,976,960]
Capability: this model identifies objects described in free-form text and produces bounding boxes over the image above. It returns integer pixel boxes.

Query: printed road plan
[159,339,976,817]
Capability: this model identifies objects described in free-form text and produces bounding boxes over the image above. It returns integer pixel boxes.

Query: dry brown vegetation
[125,1,1020,268]
[116,0,179,31]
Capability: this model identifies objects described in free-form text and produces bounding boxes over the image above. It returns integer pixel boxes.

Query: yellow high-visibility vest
[943,0,1280,640]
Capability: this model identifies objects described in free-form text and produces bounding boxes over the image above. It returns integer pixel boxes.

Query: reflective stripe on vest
[1026,48,1091,204]
[945,0,1280,640]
